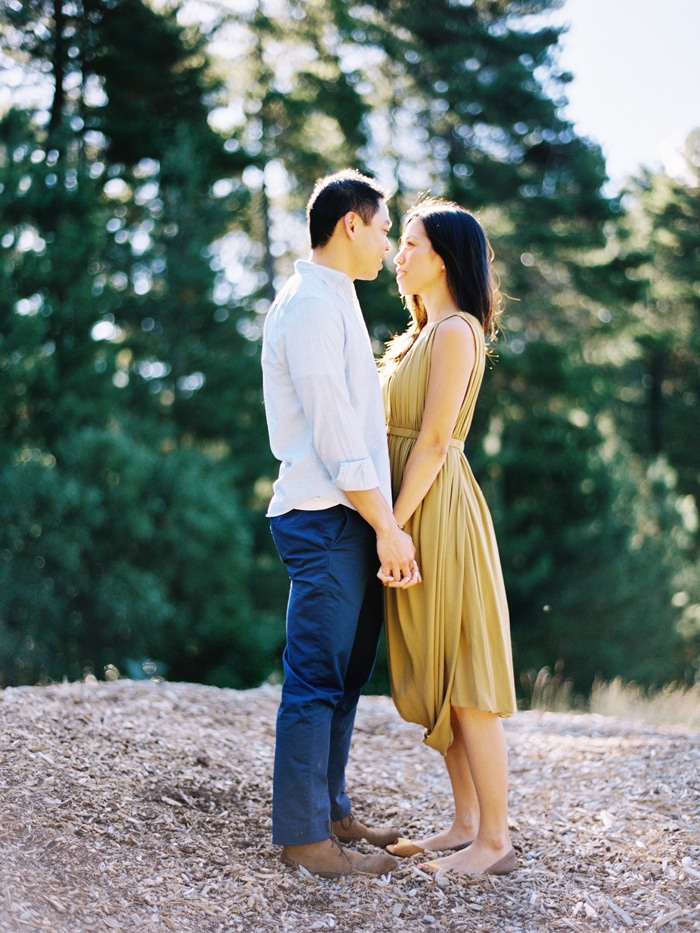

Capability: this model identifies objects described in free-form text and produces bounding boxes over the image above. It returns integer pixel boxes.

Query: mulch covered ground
[1,680,698,932]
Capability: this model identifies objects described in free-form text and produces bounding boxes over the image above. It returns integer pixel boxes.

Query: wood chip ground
[1,680,698,932]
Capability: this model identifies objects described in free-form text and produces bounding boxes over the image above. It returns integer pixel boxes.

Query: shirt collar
[295,259,353,297]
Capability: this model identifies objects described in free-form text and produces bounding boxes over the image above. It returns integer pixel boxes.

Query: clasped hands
[377,559,422,589]
[376,525,422,589]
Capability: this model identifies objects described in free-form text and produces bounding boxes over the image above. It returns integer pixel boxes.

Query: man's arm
[284,301,419,585]
[344,487,420,585]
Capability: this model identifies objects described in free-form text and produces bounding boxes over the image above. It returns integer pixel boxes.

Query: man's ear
[342,211,359,239]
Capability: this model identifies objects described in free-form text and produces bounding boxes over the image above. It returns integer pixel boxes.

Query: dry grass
[1,679,699,932]
[590,678,700,731]
[521,666,700,731]
[520,664,580,713]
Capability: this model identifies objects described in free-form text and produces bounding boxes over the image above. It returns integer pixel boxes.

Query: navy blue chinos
[269,505,382,846]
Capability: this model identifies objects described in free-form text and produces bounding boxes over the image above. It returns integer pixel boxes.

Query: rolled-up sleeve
[283,300,380,492]
[335,457,380,491]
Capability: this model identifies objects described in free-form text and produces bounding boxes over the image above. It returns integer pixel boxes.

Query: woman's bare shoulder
[432,314,478,351]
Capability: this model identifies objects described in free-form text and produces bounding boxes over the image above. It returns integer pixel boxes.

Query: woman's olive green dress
[382,312,517,755]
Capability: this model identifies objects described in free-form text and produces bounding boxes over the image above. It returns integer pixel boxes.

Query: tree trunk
[48,0,66,144]
[648,348,664,456]
[259,174,276,303]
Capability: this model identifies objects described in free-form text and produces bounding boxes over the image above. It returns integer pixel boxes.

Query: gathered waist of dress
[387,424,464,450]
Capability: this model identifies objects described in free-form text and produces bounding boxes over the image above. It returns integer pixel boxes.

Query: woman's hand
[377,559,422,588]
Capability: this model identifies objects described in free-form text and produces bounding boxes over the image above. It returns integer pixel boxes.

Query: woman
[379,198,517,876]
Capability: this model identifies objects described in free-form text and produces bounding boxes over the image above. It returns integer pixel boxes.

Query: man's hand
[341,487,422,589]
[377,560,422,588]
[376,526,422,589]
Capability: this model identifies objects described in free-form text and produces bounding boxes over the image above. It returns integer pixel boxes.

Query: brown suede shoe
[281,837,398,878]
[331,814,400,849]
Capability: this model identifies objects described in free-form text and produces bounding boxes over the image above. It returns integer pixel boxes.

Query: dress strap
[387,424,464,449]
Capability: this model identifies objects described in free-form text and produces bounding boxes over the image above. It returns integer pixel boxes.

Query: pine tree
[3,0,695,691]
[0,0,266,687]
[613,131,700,504]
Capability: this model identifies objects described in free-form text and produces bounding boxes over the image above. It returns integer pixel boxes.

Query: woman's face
[394,217,444,298]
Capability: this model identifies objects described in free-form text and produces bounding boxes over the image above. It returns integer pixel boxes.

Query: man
[262,169,420,878]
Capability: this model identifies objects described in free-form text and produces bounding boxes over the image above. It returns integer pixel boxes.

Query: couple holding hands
[261,169,517,880]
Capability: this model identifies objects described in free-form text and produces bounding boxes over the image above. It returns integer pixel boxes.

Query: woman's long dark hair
[382,197,502,371]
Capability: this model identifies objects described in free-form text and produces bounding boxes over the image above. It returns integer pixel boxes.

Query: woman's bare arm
[392,316,476,529]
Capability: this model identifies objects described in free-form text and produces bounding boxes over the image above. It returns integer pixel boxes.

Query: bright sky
[551,0,700,188]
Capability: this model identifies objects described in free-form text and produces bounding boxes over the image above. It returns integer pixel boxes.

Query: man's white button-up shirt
[262,260,392,518]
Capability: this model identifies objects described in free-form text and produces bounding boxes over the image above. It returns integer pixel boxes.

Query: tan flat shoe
[419,847,517,877]
[486,848,517,875]
[387,837,428,857]
[388,837,474,858]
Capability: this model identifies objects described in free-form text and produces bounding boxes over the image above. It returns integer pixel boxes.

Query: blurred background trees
[1,0,698,693]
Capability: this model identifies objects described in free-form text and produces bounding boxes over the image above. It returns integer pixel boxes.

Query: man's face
[352,199,392,281]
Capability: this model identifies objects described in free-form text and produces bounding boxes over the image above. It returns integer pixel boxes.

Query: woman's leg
[423,709,481,848]
[421,707,512,873]
[389,709,479,854]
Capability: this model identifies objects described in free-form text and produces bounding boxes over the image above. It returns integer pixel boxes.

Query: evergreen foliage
[613,133,700,505]
[0,0,697,692]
